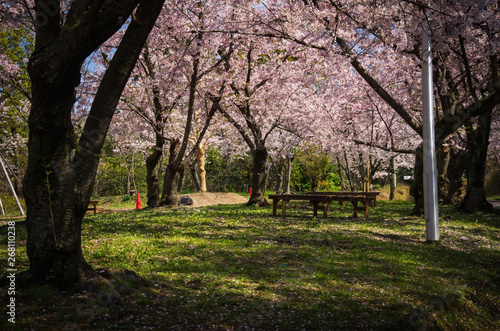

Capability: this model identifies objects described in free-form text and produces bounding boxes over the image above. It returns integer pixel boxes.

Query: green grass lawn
[1,200,499,330]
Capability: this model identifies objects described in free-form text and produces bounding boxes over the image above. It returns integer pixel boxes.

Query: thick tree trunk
[161,138,181,206]
[161,165,179,206]
[146,135,164,208]
[437,145,451,203]
[459,109,497,213]
[22,0,165,286]
[247,147,269,206]
[443,148,468,204]
[23,81,93,285]
[195,145,207,192]
[410,144,424,215]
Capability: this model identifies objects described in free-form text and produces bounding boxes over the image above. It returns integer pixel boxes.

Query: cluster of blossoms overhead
[2,0,499,196]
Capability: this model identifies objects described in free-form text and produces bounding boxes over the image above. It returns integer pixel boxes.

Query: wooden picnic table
[268,191,379,218]
[87,200,99,215]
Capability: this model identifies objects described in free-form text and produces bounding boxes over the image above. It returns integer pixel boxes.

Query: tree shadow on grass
[72,204,500,329]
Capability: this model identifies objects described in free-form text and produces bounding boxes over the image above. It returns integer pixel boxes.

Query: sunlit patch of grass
[1,200,499,330]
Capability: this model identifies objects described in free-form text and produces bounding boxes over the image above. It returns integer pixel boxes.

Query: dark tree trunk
[177,166,185,193]
[389,156,395,201]
[443,147,468,204]
[161,138,182,206]
[247,147,269,206]
[146,134,164,208]
[436,145,451,203]
[22,0,165,286]
[162,164,180,206]
[460,109,497,213]
[190,160,201,192]
[410,144,424,215]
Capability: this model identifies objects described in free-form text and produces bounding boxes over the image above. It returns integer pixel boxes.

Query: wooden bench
[268,192,379,218]
[87,200,99,215]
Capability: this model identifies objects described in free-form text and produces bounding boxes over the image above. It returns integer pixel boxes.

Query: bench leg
[312,201,319,217]
[363,201,369,218]
[272,198,279,216]
[351,201,358,218]
[282,200,289,217]
[93,204,97,215]
[323,202,330,218]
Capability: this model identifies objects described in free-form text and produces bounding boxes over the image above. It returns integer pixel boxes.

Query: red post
[250,187,253,197]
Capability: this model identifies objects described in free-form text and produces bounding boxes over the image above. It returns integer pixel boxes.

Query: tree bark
[389,156,395,201]
[190,159,201,192]
[195,145,207,192]
[162,164,180,206]
[436,145,451,203]
[177,166,185,193]
[247,146,270,206]
[22,0,165,286]
[274,158,283,194]
[410,144,424,215]
[459,109,497,213]
[146,134,164,208]
[336,155,347,191]
[283,155,293,194]
[443,147,468,204]
[161,138,182,206]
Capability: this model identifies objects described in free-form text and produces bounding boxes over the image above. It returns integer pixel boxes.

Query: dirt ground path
[488,199,500,209]
[88,192,248,214]
[176,192,248,207]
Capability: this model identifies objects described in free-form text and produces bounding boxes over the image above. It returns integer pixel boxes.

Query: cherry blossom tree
[210,34,320,205]
[10,0,165,285]
[253,0,500,213]
[119,0,234,207]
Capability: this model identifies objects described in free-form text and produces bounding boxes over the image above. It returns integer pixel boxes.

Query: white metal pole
[422,21,439,242]
[0,155,25,216]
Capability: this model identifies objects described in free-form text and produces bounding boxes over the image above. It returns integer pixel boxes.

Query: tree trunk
[247,147,269,206]
[195,145,207,192]
[389,156,395,201]
[443,147,468,204]
[177,166,185,193]
[146,134,164,208]
[22,0,165,286]
[343,151,356,191]
[336,155,347,191]
[190,160,201,192]
[126,169,131,195]
[275,159,283,194]
[459,109,497,213]
[410,144,424,215]
[161,138,182,206]
[437,145,451,203]
[283,154,293,194]
[162,164,180,206]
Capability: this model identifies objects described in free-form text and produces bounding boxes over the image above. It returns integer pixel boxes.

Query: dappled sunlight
[2,201,499,329]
